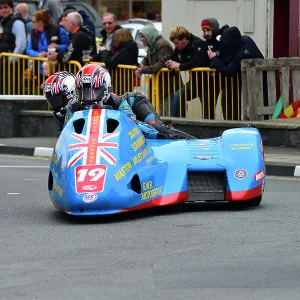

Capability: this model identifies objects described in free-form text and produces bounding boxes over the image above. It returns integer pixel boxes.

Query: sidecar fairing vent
[73,118,85,134]
[129,174,141,194]
[107,118,119,133]
[48,171,53,191]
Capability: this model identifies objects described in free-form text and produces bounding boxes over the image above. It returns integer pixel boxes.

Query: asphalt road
[0,155,300,300]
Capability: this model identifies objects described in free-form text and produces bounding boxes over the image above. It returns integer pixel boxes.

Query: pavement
[0,137,299,177]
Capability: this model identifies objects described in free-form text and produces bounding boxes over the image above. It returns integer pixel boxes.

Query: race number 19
[75,165,107,193]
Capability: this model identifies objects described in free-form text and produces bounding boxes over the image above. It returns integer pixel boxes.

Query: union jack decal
[68,109,119,168]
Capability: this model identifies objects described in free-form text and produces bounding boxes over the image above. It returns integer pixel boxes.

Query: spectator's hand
[135,68,142,78]
[39,51,47,58]
[47,51,58,61]
[49,43,59,51]
[207,46,216,59]
[165,60,179,70]
[98,46,106,52]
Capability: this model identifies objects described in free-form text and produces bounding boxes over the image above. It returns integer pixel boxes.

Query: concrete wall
[162,0,270,57]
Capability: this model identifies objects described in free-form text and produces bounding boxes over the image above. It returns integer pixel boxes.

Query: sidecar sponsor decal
[82,193,97,203]
[68,109,119,167]
[131,135,145,151]
[75,165,107,193]
[82,185,97,191]
[114,161,132,181]
[195,155,213,160]
[132,146,151,165]
[141,180,163,201]
[255,170,264,182]
[128,127,139,139]
[234,169,248,180]
[230,143,253,151]
[53,180,63,197]
[52,152,59,164]
[141,186,163,201]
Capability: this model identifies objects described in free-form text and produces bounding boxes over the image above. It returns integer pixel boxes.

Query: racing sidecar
[48,107,265,216]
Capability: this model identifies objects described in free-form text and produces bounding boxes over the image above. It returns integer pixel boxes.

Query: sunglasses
[102,22,113,25]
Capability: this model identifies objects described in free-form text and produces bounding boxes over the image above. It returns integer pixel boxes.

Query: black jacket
[171,34,210,71]
[210,26,263,77]
[0,13,25,53]
[98,40,138,68]
[58,26,96,65]
[99,25,122,49]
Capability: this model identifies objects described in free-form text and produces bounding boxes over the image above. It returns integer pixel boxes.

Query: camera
[163,54,172,61]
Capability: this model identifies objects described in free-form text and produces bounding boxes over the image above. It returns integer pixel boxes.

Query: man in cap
[201,18,229,54]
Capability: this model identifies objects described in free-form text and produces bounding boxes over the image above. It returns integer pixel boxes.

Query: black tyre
[244,196,262,207]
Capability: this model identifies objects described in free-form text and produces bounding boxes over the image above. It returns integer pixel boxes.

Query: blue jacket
[26,26,69,73]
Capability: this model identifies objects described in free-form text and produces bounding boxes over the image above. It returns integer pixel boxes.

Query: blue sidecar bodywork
[48,108,265,216]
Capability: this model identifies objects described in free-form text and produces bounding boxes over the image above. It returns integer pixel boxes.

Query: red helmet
[44,71,77,112]
[75,64,112,106]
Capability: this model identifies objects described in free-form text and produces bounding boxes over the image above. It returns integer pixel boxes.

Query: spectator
[201,18,229,54]
[94,28,138,94]
[47,12,96,65]
[95,28,138,68]
[58,13,66,29]
[100,13,122,51]
[0,0,26,55]
[201,17,229,118]
[135,24,178,116]
[166,26,211,118]
[38,0,62,25]
[62,5,95,37]
[26,9,69,74]
[0,0,26,94]
[14,3,32,40]
[208,26,264,120]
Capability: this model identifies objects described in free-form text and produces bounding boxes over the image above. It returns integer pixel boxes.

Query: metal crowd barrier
[0,53,81,96]
[0,53,240,120]
[154,68,241,121]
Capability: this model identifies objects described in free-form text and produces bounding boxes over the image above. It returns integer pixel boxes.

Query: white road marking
[23,178,36,181]
[0,154,49,160]
[0,166,49,168]
[294,166,300,177]
[6,193,20,195]
[0,144,7,146]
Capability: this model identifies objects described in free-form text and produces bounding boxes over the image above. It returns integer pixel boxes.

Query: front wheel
[244,196,262,207]
[228,196,262,208]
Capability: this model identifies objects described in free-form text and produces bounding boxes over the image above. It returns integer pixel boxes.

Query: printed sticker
[255,170,264,182]
[195,155,213,160]
[82,193,97,203]
[75,164,107,193]
[234,169,248,180]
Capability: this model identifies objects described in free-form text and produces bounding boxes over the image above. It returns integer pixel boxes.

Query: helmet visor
[79,86,107,104]
[45,93,65,111]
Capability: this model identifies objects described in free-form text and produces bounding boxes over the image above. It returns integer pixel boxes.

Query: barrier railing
[0,53,81,96]
[154,67,241,120]
[1,53,241,120]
